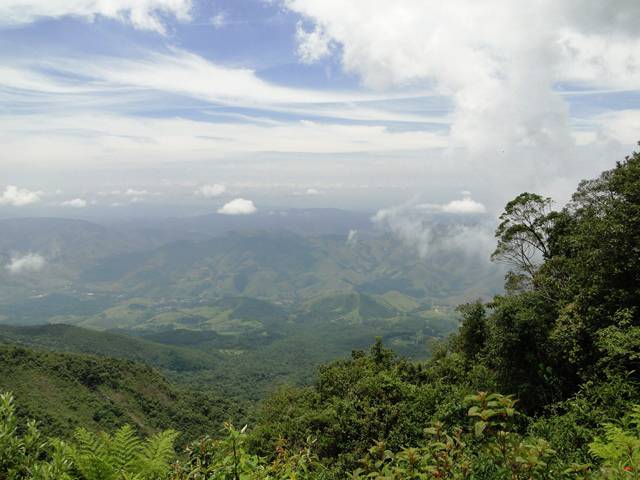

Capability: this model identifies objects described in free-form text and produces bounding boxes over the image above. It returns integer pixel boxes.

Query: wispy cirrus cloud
[1,46,442,124]
[0,112,448,169]
[0,0,192,34]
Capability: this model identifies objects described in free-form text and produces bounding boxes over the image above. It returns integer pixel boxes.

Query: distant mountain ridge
[0,212,501,308]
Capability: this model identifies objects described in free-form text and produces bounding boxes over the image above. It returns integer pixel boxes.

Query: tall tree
[491,193,556,280]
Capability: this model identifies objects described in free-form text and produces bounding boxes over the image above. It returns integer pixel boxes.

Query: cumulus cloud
[416,194,487,215]
[6,253,46,274]
[285,1,575,154]
[60,198,87,208]
[217,198,257,215]
[283,0,640,188]
[0,185,41,206]
[0,0,192,34]
[196,184,227,198]
[442,196,487,214]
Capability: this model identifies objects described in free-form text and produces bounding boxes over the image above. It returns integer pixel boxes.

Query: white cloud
[6,253,46,274]
[593,110,640,146]
[217,198,257,215]
[373,201,495,259]
[282,0,640,185]
[3,47,431,124]
[305,188,321,195]
[210,12,226,28]
[285,1,577,158]
[0,0,192,34]
[0,185,41,206]
[125,188,150,196]
[416,195,487,215]
[196,184,226,198]
[79,49,359,106]
[60,198,87,208]
[442,196,487,214]
[373,202,434,258]
[296,22,332,64]
[0,112,447,170]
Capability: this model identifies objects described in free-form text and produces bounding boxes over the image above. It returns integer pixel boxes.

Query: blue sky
[1,0,640,217]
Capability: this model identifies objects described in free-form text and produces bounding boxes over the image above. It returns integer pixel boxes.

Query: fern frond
[110,424,142,470]
[72,428,115,480]
[134,429,178,478]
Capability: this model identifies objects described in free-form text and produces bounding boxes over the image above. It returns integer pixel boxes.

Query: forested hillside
[0,324,220,372]
[2,147,639,478]
[0,345,243,442]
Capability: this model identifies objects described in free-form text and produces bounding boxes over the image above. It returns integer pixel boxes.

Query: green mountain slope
[0,344,242,441]
[299,291,397,323]
[0,324,219,371]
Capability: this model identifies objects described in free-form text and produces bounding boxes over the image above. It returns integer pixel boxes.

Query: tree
[456,301,487,360]
[491,193,556,281]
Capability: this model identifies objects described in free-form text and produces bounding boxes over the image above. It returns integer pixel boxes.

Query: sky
[2,0,640,218]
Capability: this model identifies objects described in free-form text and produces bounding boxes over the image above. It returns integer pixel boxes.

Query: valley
[0,212,502,408]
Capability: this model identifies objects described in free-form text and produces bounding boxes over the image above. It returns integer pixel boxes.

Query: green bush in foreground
[2,390,639,479]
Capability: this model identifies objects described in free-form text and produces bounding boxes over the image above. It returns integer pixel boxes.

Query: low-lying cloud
[60,198,87,208]
[196,184,227,198]
[125,188,150,197]
[217,198,257,215]
[0,185,41,206]
[373,200,495,260]
[6,252,46,274]
[346,229,359,246]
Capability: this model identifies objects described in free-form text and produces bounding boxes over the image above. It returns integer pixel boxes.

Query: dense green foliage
[0,346,242,442]
[2,389,639,479]
[0,324,220,372]
[0,311,455,403]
